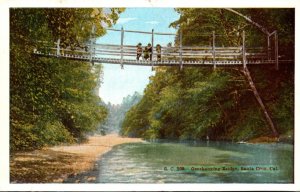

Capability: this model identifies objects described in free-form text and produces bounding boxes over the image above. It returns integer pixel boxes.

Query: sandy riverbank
[10,134,143,183]
[51,134,142,157]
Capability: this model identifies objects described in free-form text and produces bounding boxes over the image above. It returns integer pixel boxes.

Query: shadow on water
[64,140,293,183]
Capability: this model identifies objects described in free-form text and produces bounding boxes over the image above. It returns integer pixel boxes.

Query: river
[64,140,293,183]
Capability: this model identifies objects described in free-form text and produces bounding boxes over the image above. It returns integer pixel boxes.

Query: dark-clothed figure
[136,43,143,60]
[143,43,152,61]
[147,43,153,61]
[156,44,162,61]
[143,46,149,60]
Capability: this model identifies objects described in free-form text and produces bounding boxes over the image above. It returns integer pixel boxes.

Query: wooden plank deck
[33,49,279,67]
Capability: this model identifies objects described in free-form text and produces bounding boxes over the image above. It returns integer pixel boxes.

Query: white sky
[98,8,180,104]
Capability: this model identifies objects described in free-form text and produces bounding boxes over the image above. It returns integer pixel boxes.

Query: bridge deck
[34,50,279,66]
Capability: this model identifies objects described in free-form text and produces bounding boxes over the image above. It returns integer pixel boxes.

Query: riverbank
[10,134,143,183]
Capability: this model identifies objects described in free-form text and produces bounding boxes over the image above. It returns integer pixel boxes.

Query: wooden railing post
[151,29,154,70]
[242,30,246,68]
[212,31,216,69]
[56,38,60,56]
[267,34,270,60]
[179,30,183,70]
[274,31,279,70]
[121,27,124,69]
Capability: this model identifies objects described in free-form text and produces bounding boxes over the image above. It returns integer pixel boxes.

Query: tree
[10,8,124,151]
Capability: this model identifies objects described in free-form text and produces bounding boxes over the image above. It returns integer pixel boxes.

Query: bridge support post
[56,38,60,57]
[151,29,154,71]
[242,67,279,138]
[267,34,270,60]
[274,31,279,70]
[90,24,96,65]
[242,31,246,68]
[120,27,124,69]
[212,31,216,69]
[268,31,279,70]
[179,30,183,70]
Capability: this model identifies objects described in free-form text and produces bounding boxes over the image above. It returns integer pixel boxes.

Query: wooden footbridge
[33,28,288,70]
[32,25,293,138]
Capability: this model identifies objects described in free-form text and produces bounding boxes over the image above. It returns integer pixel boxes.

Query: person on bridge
[156,44,162,61]
[144,43,152,61]
[148,43,153,61]
[143,45,149,60]
[136,43,143,60]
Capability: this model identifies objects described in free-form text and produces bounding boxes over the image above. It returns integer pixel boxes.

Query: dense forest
[121,9,294,142]
[98,92,142,134]
[10,8,124,151]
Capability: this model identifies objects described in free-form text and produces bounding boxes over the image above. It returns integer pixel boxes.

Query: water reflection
[97,141,293,183]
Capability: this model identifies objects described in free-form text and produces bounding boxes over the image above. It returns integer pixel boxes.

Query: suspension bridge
[32,26,294,137]
[33,28,289,70]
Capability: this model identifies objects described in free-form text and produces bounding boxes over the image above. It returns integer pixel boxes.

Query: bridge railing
[33,28,280,68]
[34,42,268,63]
[93,43,267,61]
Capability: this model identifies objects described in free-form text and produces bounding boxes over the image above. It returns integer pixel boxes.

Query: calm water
[97,141,293,183]
[64,141,293,183]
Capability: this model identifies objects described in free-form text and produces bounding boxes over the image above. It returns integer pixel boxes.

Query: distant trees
[10,8,124,151]
[99,92,142,134]
[121,8,294,141]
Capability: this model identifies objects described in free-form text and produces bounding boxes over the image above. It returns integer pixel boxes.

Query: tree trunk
[242,66,279,137]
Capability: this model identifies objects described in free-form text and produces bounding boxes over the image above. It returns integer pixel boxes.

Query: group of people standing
[136,43,161,61]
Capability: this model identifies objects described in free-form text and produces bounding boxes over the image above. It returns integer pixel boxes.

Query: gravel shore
[10,134,143,183]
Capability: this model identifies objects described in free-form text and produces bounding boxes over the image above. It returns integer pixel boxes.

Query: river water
[66,141,293,183]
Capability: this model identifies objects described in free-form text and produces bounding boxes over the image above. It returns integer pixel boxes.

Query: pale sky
[97,8,180,104]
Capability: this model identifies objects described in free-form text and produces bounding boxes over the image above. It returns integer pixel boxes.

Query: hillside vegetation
[10,8,124,151]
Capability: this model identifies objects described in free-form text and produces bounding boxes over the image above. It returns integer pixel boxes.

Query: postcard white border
[0,0,299,191]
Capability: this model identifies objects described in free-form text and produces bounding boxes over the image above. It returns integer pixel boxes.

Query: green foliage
[43,8,124,47]
[121,67,246,140]
[121,96,152,138]
[269,69,294,134]
[228,107,269,141]
[10,8,124,151]
[121,8,294,142]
